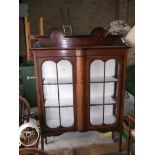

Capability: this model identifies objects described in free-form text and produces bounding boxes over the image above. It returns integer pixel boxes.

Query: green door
[20,65,37,107]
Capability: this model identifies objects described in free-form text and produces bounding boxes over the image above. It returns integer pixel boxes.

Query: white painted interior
[90,59,117,125]
[90,83,103,104]
[43,85,58,102]
[42,59,118,127]
[42,60,74,128]
[105,83,114,97]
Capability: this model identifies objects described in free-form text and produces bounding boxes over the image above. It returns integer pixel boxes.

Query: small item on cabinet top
[33,40,41,48]
[105,20,131,36]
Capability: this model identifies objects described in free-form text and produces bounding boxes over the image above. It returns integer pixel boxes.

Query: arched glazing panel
[90,60,104,82]
[105,59,117,82]
[89,58,119,125]
[57,60,73,83]
[42,59,74,128]
[90,60,104,125]
[42,61,57,84]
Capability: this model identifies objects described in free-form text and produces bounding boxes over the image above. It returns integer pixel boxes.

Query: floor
[38,131,114,151]
[30,108,127,154]
[37,131,127,155]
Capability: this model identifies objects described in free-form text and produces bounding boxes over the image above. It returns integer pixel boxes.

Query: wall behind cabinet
[19,0,135,57]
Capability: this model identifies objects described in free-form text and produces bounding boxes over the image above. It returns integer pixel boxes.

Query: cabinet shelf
[90,96,116,105]
[43,77,73,85]
[45,98,73,107]
[90,76,117,83]
[105,96,116,104]
[45,105,73,108]
[43,83,73,85]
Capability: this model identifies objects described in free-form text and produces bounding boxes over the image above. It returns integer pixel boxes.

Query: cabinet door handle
[26,76,36,80]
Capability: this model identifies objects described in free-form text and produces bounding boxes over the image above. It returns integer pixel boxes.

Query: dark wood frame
[32,27,129,151]
[86,54,122,130]
[37,56,77,132]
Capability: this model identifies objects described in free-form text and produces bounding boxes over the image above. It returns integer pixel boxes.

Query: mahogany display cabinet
[32,27,129,150]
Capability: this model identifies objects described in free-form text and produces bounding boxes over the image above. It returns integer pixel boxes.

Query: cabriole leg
[119,130,122,152]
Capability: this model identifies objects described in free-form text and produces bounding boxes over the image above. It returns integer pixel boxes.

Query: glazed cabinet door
[86,55,123,130]
[37,57,77,132]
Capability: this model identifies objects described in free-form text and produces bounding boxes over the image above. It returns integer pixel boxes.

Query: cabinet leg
[35,135,40,148]
[45,137,48,144]
[118,130,122,152]
[41,136,44,150]
[112,131,115,140]
[127,135,130,155]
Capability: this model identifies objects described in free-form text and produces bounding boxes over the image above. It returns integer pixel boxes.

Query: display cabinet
[32,27,129,151]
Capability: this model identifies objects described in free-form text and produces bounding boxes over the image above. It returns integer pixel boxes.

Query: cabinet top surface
[31,27,129,50]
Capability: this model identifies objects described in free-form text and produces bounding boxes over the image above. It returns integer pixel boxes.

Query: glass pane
[104,96,116,104]
[45,108,60,128]
[90,106,103,125]
[42,61,57,84]
[105,82,114,97]
[43,85,59,106]
[59,84,73,106]
[90,83,103,105]
[57,60,73,83]
[60,107,74,127]
[104,105,116,124]
[90,60,104,82]
[105,59,116,77]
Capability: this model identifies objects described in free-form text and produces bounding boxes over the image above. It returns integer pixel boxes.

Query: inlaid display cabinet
[32,27,129,151]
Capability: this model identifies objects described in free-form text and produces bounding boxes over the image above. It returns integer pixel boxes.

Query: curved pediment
[34,27,128,49]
